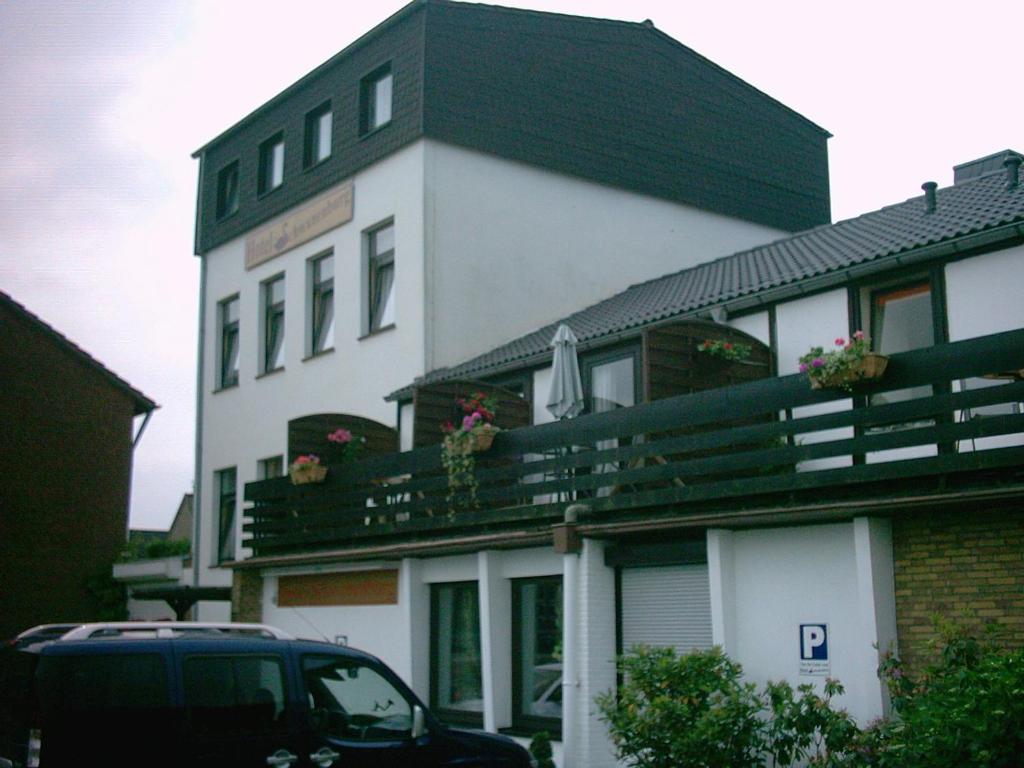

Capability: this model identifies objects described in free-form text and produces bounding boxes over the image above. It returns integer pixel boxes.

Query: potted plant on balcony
[441,392,500,507]
[697,338,753,362]
[326,427,366,463]
[289,454,328,485]
[799,331,888,391]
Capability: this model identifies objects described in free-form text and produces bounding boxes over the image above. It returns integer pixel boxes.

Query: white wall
[196,143,427,607]
[713,522,894,724]
[946,244,1024,342]
[260,563,411,682]
[424,140,785,370]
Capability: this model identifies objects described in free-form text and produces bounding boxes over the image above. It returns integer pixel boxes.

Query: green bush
[597,646,864,768]
[872,621,1024,768]
[119,537,190,562]
[529,730,556,768]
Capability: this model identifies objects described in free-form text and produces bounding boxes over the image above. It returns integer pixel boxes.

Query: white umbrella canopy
[546,324,585,420]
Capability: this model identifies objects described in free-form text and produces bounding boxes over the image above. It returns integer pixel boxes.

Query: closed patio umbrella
[546,324,584,420]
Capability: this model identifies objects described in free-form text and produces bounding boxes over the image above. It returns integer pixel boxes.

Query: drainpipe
[557,503,587,768]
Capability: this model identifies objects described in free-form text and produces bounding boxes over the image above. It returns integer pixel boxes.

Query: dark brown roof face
[194,0,830,254]
[390,160,1024,398]
[0,291,157,415]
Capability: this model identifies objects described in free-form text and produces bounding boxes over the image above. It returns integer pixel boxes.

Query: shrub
[596,646,764,768]
[597,646,865,768]
[119,537,191,562]
[873,621,1024,768]
[529,730,556,768]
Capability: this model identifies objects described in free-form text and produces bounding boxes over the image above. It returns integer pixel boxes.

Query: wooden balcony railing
[244,329,1024,558]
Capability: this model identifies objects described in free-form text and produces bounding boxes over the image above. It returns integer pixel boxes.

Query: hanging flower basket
[289,455,328,485]
[800,332,888,391]
[810,352,889,390]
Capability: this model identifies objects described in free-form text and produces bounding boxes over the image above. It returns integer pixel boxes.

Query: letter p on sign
[800,624,827,660]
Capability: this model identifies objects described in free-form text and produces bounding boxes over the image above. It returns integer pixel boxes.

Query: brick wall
[892,506,1024,674]
[232,570,263,624]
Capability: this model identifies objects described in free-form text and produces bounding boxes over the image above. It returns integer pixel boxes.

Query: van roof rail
[59,622,295,641]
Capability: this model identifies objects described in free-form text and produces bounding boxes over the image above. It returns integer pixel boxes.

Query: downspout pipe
[562,502,588,768]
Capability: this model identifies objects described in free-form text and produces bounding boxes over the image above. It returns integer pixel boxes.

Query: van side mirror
[411,704,426,739]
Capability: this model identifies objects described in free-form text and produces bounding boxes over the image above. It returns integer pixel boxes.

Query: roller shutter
[620,564,713,653]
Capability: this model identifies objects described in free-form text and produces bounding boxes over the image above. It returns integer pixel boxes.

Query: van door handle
[310,747,341,767]
[265,749,300,767]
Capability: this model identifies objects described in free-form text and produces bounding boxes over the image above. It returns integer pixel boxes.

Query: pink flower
[471,411,482,422]
[327,428,353,444]
[294,454,319,465]
[462,415,476,431]
[835,338,845,347]
[812,358,825,368]
[853,330,864,340]
[799,363,808,373]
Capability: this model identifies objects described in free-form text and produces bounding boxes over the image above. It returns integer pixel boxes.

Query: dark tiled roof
[195,0,831,253]
[1,291,157,415]
[389,160,1024,399]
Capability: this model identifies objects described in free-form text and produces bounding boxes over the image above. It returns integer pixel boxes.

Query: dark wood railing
[244,330,1024,558]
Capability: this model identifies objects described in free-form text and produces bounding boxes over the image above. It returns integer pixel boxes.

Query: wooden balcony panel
[243,330,1024,557]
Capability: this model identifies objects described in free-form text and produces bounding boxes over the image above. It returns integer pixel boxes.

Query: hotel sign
[245,181,354,269]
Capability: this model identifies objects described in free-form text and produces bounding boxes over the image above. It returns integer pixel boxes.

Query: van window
[183,655,288,735]
[34,653,171,758]
[303,656,413,742]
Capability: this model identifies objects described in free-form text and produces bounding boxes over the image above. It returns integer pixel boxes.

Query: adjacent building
[0,291,156,639]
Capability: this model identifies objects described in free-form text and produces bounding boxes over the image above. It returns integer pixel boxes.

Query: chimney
[1005,155,1021,190]
[953,149,1023,185]
[921,181,937,214]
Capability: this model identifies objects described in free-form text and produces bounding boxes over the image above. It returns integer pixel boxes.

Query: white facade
[195,138,789,611]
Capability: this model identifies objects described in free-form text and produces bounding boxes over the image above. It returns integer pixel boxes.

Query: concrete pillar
[707,529,737,654]
[853,516,898,719]
[400,558,430,700]
[479,550,512,731]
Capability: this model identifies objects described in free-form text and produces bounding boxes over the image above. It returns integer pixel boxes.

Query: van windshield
[303,656,413,742]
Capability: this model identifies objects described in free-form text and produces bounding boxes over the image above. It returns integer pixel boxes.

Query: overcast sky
[2,0,1021,529]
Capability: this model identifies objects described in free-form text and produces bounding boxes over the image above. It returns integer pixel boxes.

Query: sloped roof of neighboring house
[389,153,1024,400]
[0,291,157,415]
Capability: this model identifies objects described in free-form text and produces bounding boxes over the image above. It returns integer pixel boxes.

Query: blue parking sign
[799,623,830,676]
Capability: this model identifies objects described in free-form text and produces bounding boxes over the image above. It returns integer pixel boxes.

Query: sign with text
[245,180,354,269]
[799,623,830,676]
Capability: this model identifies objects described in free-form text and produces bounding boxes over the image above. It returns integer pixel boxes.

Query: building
[239,151,1024,767]
[0,291,156,640]
[190,0,831,622]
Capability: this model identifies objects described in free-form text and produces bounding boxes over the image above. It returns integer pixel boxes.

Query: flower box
[810,352,889,390]
[289,462,327,485]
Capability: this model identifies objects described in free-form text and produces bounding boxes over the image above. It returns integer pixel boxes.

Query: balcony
[243,329,1024,561]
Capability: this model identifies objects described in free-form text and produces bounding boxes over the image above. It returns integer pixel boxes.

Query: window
[360,64,393,134]
[512,578,563,730]
[183,655,287,736]
[309,252,334,354]
[870,280,934,406]
[261,275,285,373]
[217,296,240,389]
[582,350,640,494]
[215,161,239,219]
[302,655,414,742]
[257,456,283,480]
[258,133,284,195]
[215,467,237,564]
[304,102,332,167]
[430,582,482,725]
[366,222,395,333]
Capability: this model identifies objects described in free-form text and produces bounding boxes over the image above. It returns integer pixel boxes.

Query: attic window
[215,161,239,220]
[360,64,393,135]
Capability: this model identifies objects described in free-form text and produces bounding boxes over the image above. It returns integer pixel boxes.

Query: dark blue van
[0,623,532,768]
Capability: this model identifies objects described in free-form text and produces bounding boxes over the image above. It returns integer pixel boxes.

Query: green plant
[872,620,1024,767]
[598,646,866,768]
[119,537,191,562]
[798,331,872,391]
[529,730,556,768]
[440,392,500,508]
[597,646,765,768]
[698,338,752,361]
[326,428,366,462]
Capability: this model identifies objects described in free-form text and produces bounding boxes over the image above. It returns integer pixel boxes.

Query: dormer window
[360,64,393,135]
[258,133,284,195]
[215,161,239,219]
[304,102,332,167]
